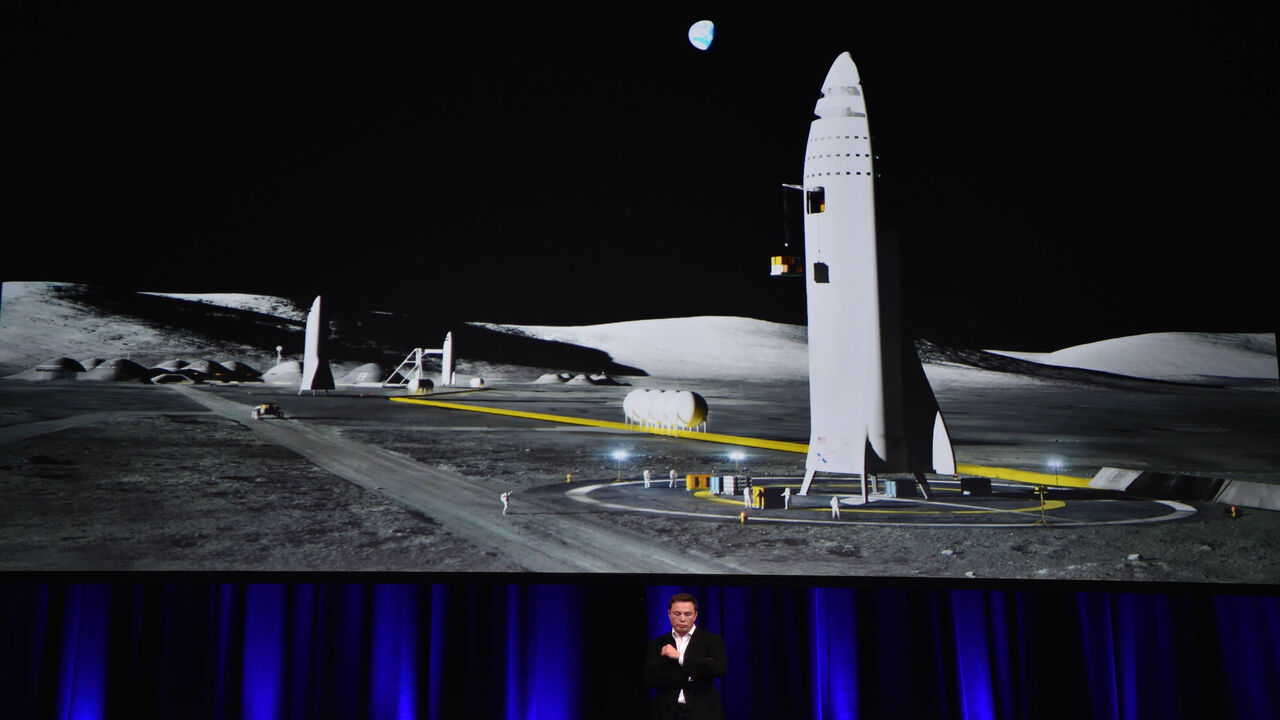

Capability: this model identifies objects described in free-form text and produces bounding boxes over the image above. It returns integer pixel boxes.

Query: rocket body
[801,53,954,484]
[300,295,335,393]
[441,332,454,387]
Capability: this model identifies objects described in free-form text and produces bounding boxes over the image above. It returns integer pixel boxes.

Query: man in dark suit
[642,593,726,720]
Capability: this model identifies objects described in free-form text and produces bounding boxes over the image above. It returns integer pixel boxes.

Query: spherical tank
[671,391,708,428]
[649,390,675,427]
[623,389,641,423]
[626,388,658,426]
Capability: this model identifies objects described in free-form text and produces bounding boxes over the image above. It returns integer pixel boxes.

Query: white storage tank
[622,388,708,430]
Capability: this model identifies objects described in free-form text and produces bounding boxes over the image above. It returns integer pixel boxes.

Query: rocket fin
[933,411,956,476]
[897,336,954,475]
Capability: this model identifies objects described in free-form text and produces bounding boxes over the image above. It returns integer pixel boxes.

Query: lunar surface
[1,282,1277,581]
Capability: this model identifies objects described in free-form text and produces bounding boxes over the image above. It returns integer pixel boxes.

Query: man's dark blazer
[642,627,727,720]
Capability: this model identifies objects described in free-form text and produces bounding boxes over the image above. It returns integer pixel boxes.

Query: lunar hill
[1,282,1274,386]
[992,332,1277,383]
[481,318,1276,386]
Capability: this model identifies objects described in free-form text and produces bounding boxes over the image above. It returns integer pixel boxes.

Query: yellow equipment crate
[685,473,711,491]
[753,486,785,509]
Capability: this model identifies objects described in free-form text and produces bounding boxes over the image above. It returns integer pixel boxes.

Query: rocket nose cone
[822,52,861,92]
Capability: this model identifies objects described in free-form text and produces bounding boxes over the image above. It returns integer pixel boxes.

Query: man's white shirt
[672,624,696,705]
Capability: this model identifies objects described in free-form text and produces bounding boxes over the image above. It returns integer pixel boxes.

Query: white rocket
[440,331,454,387]
[299,295,335,394]
[797,53,955,497]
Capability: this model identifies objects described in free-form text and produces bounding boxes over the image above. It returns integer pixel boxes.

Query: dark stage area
[3,580,1279,719]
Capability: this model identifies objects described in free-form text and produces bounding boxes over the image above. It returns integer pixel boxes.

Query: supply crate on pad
[882,478,918,498]
[722,475,748,496]
[710,476,722,494]
[685,474,711,491]
[752,486,785,509]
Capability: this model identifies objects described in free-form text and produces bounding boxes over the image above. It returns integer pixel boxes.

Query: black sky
[4,3,1276,349]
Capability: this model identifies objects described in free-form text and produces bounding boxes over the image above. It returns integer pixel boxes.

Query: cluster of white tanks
[622,389,708,432]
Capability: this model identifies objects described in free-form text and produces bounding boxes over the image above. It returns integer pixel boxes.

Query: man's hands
[660,643,681,661]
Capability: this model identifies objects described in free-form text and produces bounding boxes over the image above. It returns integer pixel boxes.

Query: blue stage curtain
[3,581,1278,719]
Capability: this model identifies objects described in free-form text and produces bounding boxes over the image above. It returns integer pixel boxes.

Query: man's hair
[669,592,698,611]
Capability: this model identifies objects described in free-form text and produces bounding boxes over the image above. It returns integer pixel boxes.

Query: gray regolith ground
[1,377,1277,583]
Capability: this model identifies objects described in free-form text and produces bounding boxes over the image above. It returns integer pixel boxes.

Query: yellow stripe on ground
[390,397,1092,486]
[389,397,808,453]
[955,464,1091,489]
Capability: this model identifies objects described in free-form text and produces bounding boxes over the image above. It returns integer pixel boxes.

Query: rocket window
[813,262,830,283]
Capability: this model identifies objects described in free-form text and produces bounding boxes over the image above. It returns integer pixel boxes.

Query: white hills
[2,282,1275,384]
[0,282,299,373]
[476,317,810,381]
[991,332,1277,382]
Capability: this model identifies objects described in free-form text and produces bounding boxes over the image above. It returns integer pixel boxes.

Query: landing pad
[564,477,1196,528]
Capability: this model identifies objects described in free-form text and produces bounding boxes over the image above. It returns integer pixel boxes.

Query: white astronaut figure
[669,469,677,488]
[643,469,652,488]
[830,495,841,519]
[743,487,752,509]
[783,487,792,510]
[501,491,511,515]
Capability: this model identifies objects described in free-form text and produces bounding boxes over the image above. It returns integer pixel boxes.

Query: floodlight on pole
[1035,458,1064,527]
[612,450,628,482]
[1048,459,1063,488]
[729,450,745,474]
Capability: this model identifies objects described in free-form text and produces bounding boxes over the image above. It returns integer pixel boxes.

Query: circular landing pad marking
[693,486,1067,516]
[565,478,1196,528]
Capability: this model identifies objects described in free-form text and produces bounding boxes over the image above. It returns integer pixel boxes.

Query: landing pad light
[612,450,629,482]
[729,450,745,473]
[1048,459,1063,487]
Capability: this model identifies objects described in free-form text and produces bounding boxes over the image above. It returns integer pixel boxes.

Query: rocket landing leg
[799,468,817,496]
[914,471,935,500]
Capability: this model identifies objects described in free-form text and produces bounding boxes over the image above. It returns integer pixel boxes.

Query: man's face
[669,601,698,635]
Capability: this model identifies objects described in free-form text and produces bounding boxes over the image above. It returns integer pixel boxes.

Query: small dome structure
[339,363,383,385]
[82,358,150,382]
[588,373,625,386]
[6,357,85,380]
[220,361,263,382]
[262,360,303,385]
[185,360,231,380]
[150,372,195,384]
